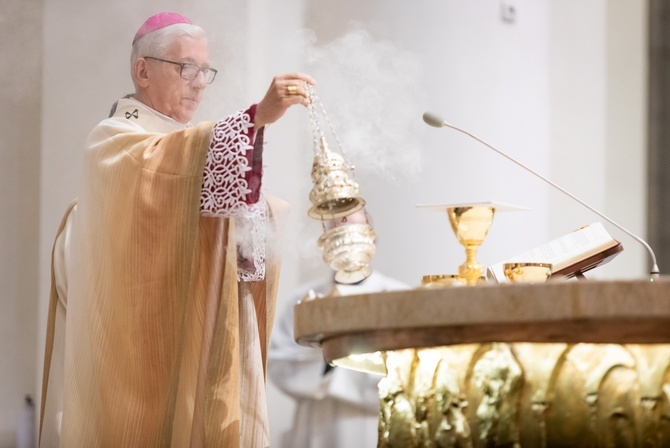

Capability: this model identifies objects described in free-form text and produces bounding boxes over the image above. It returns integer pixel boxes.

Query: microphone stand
[425,114,660,280]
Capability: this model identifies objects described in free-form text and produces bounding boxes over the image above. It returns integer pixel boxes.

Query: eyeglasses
[144,56,218,84]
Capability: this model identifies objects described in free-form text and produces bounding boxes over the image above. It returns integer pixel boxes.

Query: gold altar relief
[378,343,670,447]
[378,349,472,447]
[471,343,523,447]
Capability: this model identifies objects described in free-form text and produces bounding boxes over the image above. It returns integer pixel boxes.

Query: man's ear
[134,58,150,88]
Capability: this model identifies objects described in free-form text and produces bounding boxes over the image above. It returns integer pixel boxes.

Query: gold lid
[308,139,365,219]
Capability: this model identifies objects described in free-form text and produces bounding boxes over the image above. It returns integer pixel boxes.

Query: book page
[487,222,617,282]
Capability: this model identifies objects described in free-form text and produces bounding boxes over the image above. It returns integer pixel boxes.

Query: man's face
[145,35,209,124]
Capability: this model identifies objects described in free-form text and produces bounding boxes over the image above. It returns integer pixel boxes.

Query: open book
[487,222,623,282]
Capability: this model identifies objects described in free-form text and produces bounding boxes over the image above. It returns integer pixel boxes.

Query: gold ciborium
[503,262,552,284]
[421,274,467,288]
[420,274,487,288]
[447,205,495,286]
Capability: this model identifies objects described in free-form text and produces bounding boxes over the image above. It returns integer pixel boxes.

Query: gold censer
[306,85,375,284]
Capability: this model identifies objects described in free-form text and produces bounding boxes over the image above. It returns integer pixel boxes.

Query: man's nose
[192,70,207,89]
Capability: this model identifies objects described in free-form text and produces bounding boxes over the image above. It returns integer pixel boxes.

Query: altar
[296,88,667,446]
[294,279,670,447]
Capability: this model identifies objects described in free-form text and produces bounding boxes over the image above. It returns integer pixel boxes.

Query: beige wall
[0,0,43,445]
[548,0,648,278]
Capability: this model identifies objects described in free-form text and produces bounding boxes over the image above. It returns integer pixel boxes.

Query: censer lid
[307,140,365,219]
[308,198,366,220]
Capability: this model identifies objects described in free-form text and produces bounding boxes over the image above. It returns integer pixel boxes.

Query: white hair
[130,23,207,85]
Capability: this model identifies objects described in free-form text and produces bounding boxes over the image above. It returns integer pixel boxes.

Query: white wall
[301,0,555,287]
[0,0,647,445]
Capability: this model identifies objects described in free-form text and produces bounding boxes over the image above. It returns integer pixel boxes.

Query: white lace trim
[198,110,266,281]
[235,200,268,282]
[200,111,254,217]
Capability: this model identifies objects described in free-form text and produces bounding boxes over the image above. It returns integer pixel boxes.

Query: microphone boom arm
[429,116,660,279]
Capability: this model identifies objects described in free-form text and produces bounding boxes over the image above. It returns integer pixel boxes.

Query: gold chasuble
[40,99,285,447]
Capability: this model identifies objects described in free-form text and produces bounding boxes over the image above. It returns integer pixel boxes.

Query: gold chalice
[447,206,495,286]
[503,262,552,284]
[417,201,529,287]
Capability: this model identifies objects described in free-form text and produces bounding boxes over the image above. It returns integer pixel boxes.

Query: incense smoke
[303,25,425,182]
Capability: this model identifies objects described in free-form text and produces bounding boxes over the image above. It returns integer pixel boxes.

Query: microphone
[423,111,660,280]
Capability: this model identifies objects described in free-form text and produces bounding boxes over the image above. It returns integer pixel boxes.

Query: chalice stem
[459,244,483,286]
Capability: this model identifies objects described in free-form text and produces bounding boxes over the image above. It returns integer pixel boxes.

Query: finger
[296,73,316,85]
[283,83,311,100]
[278,72,317,86]
[282,94,310,108]
[285,84,300,97]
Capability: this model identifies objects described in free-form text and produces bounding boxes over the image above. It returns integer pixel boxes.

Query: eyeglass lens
[181,64,217,84]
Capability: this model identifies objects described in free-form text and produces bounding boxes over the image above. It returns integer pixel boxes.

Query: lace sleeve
[235,200,268,282]
[200,110,259,217]
[199,108,268,281]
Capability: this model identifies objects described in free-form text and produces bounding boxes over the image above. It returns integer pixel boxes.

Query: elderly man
[39,12,314,448]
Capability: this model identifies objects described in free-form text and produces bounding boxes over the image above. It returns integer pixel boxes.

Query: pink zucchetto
[133,12,192,43]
